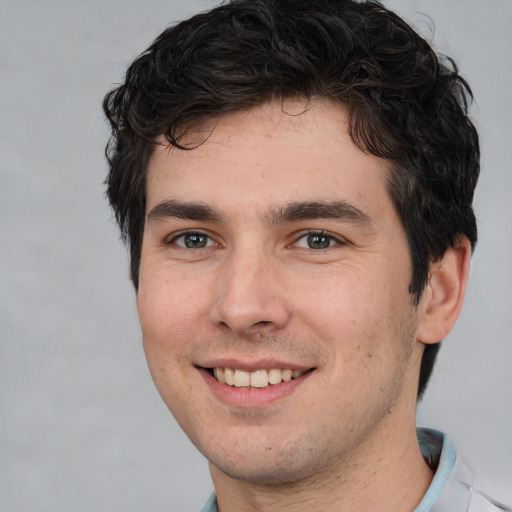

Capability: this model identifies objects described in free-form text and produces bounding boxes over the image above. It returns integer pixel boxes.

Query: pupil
[308,234,330,249]
[185,233,207,248]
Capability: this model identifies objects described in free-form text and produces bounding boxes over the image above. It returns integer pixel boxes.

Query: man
[103,0,509,510]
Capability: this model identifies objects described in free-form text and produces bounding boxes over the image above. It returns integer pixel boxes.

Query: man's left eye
[295,232,340,250]
[171,232,216,249]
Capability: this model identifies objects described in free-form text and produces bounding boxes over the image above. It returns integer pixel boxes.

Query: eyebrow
[146,200,223,224]
[265,201,373,228]
[146,199,373,229]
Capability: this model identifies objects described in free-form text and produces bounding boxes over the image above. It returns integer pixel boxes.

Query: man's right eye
[170,231,216,249]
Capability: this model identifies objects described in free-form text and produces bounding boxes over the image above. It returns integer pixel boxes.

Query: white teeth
[213,368,226,384]
[268,368,282,385]
[211,367,308,388]
[281,369,293,382]
[224,367,235,386]
[250,369,268,388]
[233,369,250,387]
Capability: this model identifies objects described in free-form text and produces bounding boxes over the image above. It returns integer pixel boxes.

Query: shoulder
[466,490,511,512]
[416,428,510,512]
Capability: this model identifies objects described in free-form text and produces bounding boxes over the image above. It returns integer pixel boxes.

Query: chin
[206,434,338,487]
[212,460,317,487]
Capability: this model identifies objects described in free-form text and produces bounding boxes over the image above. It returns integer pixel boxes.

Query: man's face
[137,99,427,485]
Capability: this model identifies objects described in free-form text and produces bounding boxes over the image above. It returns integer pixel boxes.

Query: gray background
[1,0,510,510]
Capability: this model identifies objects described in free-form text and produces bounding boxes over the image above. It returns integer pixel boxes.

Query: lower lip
[199,368,313,408]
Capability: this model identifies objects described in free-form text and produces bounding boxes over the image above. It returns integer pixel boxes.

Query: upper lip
[197,358,315,372]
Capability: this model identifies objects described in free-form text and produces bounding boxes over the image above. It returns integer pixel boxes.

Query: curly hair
[103,0,479,399]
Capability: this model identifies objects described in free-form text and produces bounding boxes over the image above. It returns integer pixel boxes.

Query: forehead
[146,99,394,219]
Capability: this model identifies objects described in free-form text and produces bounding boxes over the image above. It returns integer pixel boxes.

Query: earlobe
[417,237,472,344]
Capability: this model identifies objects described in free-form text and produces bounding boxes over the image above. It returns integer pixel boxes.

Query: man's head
[104,0,478,401]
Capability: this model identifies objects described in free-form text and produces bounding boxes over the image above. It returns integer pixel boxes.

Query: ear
[416,237,472,344]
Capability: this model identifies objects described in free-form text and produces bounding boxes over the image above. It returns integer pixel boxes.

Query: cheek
[136,281,197,395]
[295,269,380,335]
[137,266,210,337]
[296,267,410,381]
[137,281,198,404]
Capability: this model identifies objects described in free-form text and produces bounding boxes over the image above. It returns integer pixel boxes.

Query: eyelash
[293,230,346,250]
[167,230,218,249]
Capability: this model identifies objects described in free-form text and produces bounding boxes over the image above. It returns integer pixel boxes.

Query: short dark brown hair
[103,0,479,399]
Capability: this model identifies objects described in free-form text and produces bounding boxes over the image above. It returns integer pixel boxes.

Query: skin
[137,99,470,511]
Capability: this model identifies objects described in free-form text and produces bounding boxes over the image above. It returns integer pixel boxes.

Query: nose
[210,248,291,336]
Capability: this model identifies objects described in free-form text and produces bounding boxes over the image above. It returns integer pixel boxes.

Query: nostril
[210,278,292,335]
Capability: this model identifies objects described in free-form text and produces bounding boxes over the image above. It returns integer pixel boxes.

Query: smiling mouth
[206,367,313,389]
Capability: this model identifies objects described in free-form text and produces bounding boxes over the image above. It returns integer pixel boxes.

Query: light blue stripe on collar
[200,492,218,512]
[414,428,457,512]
